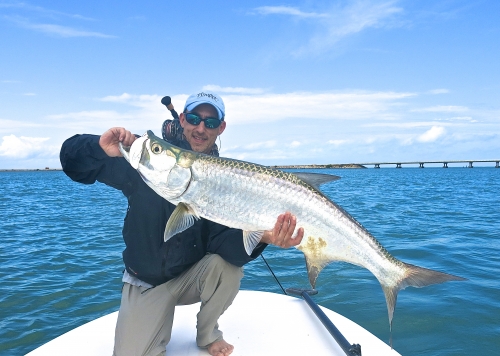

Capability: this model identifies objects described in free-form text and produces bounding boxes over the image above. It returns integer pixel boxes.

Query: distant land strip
[271,164,366,169]
[0,168,62,172]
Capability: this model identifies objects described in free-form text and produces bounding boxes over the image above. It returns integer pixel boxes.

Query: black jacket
[60,134,266,286]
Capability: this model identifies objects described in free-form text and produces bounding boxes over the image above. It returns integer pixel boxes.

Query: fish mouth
[118,142,131,161]
[119,134,149,169]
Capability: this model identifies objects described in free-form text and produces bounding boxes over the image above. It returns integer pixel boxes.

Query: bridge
[356,160,500,168]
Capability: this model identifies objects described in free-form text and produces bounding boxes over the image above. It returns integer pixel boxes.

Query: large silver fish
[119,130,465,329]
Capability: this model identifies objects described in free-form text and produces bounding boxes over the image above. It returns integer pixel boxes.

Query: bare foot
[207,339,234,356]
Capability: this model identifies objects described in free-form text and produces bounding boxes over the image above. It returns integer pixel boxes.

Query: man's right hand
[99,127,136,157]
[260,212,304,248]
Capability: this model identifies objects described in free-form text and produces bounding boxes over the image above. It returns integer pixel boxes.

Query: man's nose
[194,122,208,132]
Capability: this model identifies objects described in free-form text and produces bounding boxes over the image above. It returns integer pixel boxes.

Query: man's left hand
[260,212,304,248]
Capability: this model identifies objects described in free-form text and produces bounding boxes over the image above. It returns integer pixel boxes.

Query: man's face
[179,103,226,154]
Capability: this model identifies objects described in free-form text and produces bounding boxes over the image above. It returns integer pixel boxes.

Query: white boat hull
[26,290,400,355]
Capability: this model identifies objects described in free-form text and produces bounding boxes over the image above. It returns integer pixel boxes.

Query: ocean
[1,168,499,355]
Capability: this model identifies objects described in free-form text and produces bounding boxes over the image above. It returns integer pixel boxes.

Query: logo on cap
[197,92,219,102]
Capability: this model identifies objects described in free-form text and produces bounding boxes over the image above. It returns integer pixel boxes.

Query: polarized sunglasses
[185,113,222,129]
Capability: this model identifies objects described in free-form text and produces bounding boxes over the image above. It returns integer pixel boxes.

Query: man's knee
[206,254,243,283]
[198,255,243,300]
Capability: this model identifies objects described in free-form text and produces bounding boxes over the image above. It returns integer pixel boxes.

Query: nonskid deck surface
[26,290,400,356]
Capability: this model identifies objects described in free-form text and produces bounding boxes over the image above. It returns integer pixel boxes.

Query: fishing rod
[261,254,362,356]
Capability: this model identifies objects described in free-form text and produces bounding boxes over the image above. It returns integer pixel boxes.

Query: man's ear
[218,120,226,135]
[179,113,186,128]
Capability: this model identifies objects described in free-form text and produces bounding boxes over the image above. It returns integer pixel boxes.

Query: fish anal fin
[243,231,265,255]
[164,202,200,242]
[305,260,321,289]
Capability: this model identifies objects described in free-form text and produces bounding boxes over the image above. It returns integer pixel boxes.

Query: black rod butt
[161,96,172,106]
[286,287,362,356]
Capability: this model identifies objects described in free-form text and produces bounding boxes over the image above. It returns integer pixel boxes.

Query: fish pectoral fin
[164,202,200,242]
[242,231,265,255]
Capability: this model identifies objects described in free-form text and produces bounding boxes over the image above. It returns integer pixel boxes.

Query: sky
[0,0,499,169]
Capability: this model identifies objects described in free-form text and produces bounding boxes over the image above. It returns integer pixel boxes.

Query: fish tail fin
[382,262,467,329]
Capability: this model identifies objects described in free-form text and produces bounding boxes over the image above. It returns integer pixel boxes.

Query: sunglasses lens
[204,118,221,129]
[186,113,201,125]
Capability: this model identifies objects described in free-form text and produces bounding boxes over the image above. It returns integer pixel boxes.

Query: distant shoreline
[0,168,62,172]
[272,164,366,169]
[0,165,365,172]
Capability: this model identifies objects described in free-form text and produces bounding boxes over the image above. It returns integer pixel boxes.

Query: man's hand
[99,127,136,157]
[260,212,304,248]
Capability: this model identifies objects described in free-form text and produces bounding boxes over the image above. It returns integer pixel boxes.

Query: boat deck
[26,290,400,355]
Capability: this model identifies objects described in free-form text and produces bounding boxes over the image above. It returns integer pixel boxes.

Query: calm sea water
[1,168,499,355]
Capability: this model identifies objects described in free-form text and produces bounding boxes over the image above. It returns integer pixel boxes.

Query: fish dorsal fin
[242,231,265,255]
[164,202,200,242]
[292,172,340,190]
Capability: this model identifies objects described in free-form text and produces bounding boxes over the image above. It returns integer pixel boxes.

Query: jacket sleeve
[59,134,133,191]
[205,220,267,267]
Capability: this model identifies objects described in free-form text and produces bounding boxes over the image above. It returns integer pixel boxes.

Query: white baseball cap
[183,91,225,120]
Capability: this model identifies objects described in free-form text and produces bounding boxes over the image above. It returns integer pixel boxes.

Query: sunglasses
[185,113,222,129]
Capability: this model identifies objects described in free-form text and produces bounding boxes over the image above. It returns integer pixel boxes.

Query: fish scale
[119,130,466,333]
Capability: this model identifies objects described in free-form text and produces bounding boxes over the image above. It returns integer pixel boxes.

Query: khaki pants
[113,254,244,356]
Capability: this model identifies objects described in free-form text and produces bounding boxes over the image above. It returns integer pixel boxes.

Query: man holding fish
[60,91,303,356]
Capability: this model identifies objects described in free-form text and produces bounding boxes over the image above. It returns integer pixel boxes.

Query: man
[60,91,304,356]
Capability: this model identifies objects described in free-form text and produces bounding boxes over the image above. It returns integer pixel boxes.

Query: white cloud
[0,134,53,158]
[224,90,415,124]
[202,85,266,95]
[4,16,115,38]
[297,1,402,55]
[252,1,403,55]
[46,93,184,134]
[289,141,301,148]
[95,90,417,128]
[328,139,348,146]
[363,121,451,128]
[0,118,44,133]
[0,3,95,21]
[100,93,168,108]
[48,110,131,121]
[417,126,446,142]
[24,22,115,38]
[46,110,143,133]
[412,105,468,113]
[243,140,277,150]
[254,6,328,18]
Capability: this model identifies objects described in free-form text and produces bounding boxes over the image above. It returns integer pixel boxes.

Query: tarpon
[119,130,465,330]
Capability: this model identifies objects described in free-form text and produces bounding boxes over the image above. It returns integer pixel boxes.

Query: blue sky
[0,0,499,168]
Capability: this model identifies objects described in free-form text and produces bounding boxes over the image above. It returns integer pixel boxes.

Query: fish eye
[151,143,163,154]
